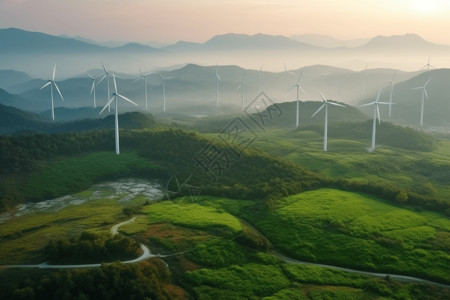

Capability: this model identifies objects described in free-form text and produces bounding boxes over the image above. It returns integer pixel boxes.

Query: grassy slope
[251,189,450,283]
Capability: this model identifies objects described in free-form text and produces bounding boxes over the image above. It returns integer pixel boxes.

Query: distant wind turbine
[387,71,397,117]
[288,72,305,128]
[160,73,174,112]
[99,75,138,155]
[97,63,112,112]
[236,72,246,111]
[284,63,295,101]
[87,73,97,108]
[40,64,64,121]
[359,88,390,151]
[422,56,434,70]
[215,63,221,112]
[311,91,345,152]
[134,67,152,111]
[412,77,432,127]
[258,65,263,94]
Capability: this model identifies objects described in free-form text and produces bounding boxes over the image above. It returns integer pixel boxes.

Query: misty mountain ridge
[360,33,446,51]
[290,34,369,48]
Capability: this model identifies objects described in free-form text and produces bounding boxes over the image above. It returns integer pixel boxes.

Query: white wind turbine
[160,73,174,112]
[387,71,397,117]
[97,63,112,112]
[412,77,432,127]
[288,72,305,128]
[99,75,138,155]
[311,91,345,152]
[236,72,246,111]
[40,64,64,121]
[215,63,221,112]
[134,68,152,111]
[422,56,434,70]
[360,88,390,151]
[284,63,295,101]
[87,73,97,108]
[258,65,263,94]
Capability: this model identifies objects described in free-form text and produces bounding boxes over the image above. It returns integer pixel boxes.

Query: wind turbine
[422,56,434,70]
[215,63,221,112]
[258,65,263,94]
[412,77,432,127]
[160,73,174,112]
[40,64,64,121]
[236,72,246,111]
[387,71,397,117]
[97,63,112,112]
[311,91,345,151]
[134,68,152,111]
[284,63,295,101]
[288,72,305,128]
[359,88,390,151]
[87,73,97,108]
[99,75,138,155]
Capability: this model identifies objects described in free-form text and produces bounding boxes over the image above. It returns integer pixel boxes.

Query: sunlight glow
[413,0,439,14]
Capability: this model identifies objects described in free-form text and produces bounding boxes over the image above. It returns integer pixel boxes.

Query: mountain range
[1,28,448,78]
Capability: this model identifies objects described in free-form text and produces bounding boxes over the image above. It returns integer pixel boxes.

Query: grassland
[250,189,450,283]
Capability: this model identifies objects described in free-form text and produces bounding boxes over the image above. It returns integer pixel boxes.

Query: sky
[1,0,450,45]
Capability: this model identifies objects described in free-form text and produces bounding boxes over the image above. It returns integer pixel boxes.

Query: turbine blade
[166,76,175,80]
[424,89,428,99]
[53,82,64,101]
[132,77,141,83]
[116,93,138,106]
[97,74,107,86]
[52,64,56,81]
[328,102,346,107]
[159,73,165,80]
[100,96,115,114]
[318,90,327,102]
[216,73,221,80]
[102,62,108,74]
[287,85,296,92]
[424,77,432,87]
[40,81,51,89]
[375,88,382,103]
[86,72,94,80]
[311,103,326,118]
[113,75,118,93]
[259,65,263,72]
[359,102,375,107]
[296,71,303,84]
[90,81,95,95]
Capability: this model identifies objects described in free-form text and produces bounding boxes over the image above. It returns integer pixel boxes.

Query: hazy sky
[1,0,450,45]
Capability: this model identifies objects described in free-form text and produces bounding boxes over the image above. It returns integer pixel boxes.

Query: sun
[413,0,439,14]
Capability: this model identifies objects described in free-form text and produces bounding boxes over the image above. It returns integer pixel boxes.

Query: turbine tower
[134,67,152,111]
[412,77,432,127]
[87,73,97,108]
[311,91,345,151]
[360,88,389,151]
[160,73,174,112]
[288,72,305,128]
[99,75,138,155]
[40,64,64,121]
[97,63,112,112]
[258,65,263,94]
[215,63,221,112]
[236,72,246,111]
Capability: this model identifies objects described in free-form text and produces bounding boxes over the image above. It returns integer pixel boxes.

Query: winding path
[272,251,450,289]
[0,216,180,269]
